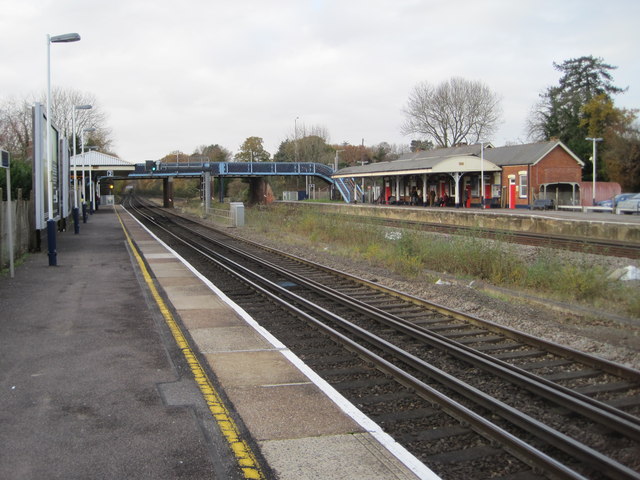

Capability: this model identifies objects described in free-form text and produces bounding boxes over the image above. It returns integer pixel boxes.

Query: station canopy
[333,149,500,179]
[71,151,134,169]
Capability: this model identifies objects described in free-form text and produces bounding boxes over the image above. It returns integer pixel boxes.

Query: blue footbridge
[126,161,362,203]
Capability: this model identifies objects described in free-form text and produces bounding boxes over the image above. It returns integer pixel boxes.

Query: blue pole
[47,218,57,266]
[72,206,80,234]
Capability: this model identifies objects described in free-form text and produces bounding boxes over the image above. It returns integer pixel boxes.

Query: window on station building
[519,173,528,198]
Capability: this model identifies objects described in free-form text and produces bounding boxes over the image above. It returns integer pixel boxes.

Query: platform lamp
[81,127,96,219]
[586,137,602,206]
[72,104,92,233]
[46,32,81,265]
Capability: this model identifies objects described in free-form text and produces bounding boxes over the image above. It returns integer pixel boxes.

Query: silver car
[616,193,640,214]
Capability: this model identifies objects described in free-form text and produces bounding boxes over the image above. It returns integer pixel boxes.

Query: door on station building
[439,181,447,199]
[508,177,517,209]
[484,183,492,208]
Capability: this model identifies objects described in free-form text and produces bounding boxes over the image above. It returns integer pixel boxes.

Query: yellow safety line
[115,207,265,480]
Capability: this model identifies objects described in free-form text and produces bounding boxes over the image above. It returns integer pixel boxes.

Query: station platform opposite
[285,201,640,245]
[0,207,436,480]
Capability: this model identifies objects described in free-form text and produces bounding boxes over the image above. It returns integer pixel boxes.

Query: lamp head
[50,33,81,43]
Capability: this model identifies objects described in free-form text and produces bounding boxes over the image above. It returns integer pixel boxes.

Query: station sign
[1,150,8,168]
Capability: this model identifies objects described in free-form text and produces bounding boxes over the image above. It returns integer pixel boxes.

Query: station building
[333,140,588,208]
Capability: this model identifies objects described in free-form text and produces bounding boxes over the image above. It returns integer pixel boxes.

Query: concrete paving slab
[206,350,309,388]
[151,269,192,278]
[146,257,180,264]
[150,262,189,274]
[171,294,231,310]
[180,309,245,329]
[162,283,216,297]
[226,383,364,441]
[156,276,203,287]
[259,433,420,480]
[136,240,167,251]
[145,253,176,259]
[190,326,272,352]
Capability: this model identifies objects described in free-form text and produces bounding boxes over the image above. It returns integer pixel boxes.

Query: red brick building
[486,141,584,208]
[334,141,588,208]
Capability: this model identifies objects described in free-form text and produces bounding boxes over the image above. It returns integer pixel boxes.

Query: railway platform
[0,207,433,480]
[286,201,640,245]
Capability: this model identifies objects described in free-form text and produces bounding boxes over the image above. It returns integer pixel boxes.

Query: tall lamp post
[46,32,80,265]
[294,116,299,162]
[586,137,602,205]
[81,127,96,219]
[72,104,92,233]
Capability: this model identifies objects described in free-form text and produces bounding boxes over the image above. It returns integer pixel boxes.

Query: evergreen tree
[528,56,626,177]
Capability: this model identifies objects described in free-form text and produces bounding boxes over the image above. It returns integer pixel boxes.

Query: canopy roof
[333,154,500,178]
[71,151,133,168]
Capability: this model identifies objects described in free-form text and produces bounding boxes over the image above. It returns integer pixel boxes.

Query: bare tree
[1,88,113,158]
[401,77,502,147]
[194,144,231,162]
[46,87,112,153]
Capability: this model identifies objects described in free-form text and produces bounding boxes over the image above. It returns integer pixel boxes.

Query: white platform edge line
[122,206,440,480]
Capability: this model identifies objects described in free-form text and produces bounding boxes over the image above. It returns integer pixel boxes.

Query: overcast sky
[1,0,638,162]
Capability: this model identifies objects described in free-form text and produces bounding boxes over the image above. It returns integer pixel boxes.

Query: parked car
[598,193,636,209]
[616,193,640,214]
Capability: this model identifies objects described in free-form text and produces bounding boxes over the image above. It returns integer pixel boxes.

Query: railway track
[124,196,640,480]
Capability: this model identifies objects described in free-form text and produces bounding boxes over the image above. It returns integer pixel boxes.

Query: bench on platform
[584,206,613,213]
[557,205,583,211]
[531,198,554,210]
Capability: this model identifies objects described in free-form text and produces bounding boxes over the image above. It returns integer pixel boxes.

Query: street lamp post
[46,32,80,265]
[72,104,92,233]
[81,127,95,219]
[294,116,299,162]
[586,137,603,205]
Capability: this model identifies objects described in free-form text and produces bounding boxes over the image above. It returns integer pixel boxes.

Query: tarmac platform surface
[0,207,433,480]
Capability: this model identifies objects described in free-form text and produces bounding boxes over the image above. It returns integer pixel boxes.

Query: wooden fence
[0,188,34,269]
